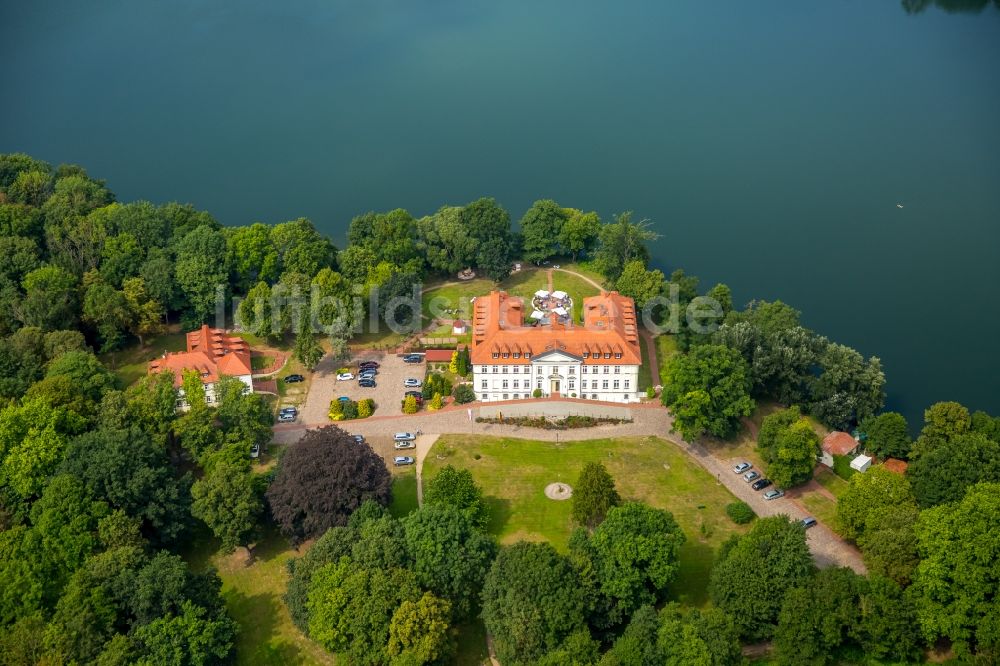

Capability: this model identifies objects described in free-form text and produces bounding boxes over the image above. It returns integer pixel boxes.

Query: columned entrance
[550,379,561,394]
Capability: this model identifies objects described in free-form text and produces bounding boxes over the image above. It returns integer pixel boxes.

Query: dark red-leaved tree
[266,426,391,544]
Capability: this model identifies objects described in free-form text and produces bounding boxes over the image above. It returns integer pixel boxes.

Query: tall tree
[462,198,513,282]
[174,225,228,325]
[591,212,659,283]
[520,199,567,264]
[763,419,820,489]
[615,260,665,309]
[858,411,911,459]
[907,432,1000,508]
[191,451,262,553]
[911,482,1000,658]
[660,344,755,440]
[558,210,601,261]
[266,426,392,544]
[709,516,815,640]
[18,264,79,330]
[226,222,280,291]
[836,465,917,541]
[270,217,336,277]
[386,592,454,665]
[773,567,865,666]
[808,342,885,430]
[571,462,621,528]
[423,465,490,530]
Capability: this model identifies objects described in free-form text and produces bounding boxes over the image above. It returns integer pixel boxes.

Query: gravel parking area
[298,351,426,425]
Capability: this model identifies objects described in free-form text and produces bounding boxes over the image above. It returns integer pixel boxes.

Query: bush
[402,395,418,414]
[357,398,374,418]
[533,388,543,398]
[429,393,443,411]
[341,400,358,420]
[454,384,476,404]
[726,501,756,525]
[646,386,656,399]
[328,399,344,421]
[423,373,453,401]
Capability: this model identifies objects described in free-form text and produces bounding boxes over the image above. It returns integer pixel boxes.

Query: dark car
[751,478,772,491]
[404,390,423,398]
[284,374,305,383]
[358,379,376,388]
[403,354,423,363]
[358,361,380,369]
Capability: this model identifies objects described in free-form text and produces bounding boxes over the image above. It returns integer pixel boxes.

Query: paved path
[273,404,865,573]
[413,434,439,507]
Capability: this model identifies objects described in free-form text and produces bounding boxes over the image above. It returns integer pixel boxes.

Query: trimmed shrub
[532,388,543,398]
[328,399,344,421]
[726,501,756,525]
[454,384,476,404]
[402,395,419,414]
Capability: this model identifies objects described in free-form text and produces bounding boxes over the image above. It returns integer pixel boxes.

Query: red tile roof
[149,325,252,387]
[469,290,641,365]
[882,458,909,475]
[423,349,456,363]
[822,431,859,456]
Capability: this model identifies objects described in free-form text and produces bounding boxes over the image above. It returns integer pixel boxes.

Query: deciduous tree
[424,465,490,530]
[660,344,755,440]
[859,411,911,459]
[571,462,621,528]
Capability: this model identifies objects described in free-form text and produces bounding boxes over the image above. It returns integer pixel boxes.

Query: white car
[394,441,415,450]
[336,372,354,381]
[403,378,422,388]
[394,432,416,442]
[732,461,752,474]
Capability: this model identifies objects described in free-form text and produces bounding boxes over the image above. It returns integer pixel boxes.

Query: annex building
[149,325,253,409]
[470,290,642,403]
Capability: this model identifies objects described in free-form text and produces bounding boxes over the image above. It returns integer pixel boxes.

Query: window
[615,352,622,359]
[513,393,519,399]
[604,352,611,359]
[536,380,542,389]
[613,380,620,389]
[537,366,543,375]
[503,394,508,400]
[551,366,557,375]
[525,352,531,359]
[502,366,508,374]
[614,366,620,374]
[603,366,610,374]
[481,394,487,400]
[568,381,575,390]
[513,352,520,358]
[479,366,487,373]
[568,367,575,375]
[502,380,509,389]
[512,380,519,388]
[524,365,531,373]
[493,366,498,373]
[581,366,587,374]
[492,352,499,359]
[583,352,590,358]
[602,380,609,389]
[624,380,630,389]
[592,394,598,399]
[502,352,509,358]
[513,366,519,374]
[481,380,487,388]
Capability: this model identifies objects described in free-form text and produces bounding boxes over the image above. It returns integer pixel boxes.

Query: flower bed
[474,415,631,430]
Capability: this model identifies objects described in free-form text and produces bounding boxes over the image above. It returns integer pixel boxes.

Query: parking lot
[298,350,426,425]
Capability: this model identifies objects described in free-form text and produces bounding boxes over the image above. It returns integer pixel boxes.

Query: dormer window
[525,352,531,359]
[615,353,622,359]
[502,352,509,359]
[492,352,499,359]
[604,353,611,359]
[583,352,590,358]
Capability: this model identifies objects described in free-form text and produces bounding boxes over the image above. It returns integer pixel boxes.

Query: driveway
[298,351,426,425]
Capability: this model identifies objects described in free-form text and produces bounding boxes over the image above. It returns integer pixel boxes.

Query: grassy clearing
[814,467,850,497]
[252,354,277,372]
[100,330,188,386]
[800,491,839,531]
[185,526,334,666]
[348,319,409,350]
[389,468,419,518]
[422,278,495,323]
[423,435,747,607]
[637,334,653,391]
[654,334,678,384]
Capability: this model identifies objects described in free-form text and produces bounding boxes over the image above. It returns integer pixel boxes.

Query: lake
[2,0,998,426]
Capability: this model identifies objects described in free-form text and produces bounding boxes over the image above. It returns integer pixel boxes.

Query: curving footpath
[273,403,865,574]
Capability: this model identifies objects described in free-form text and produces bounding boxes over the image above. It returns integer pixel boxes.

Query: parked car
[801,516,817,529]
[284,374,305,383]
[352,435,365,445]
[359,369,377,377]
[743,470,760,483]
[277,412,296,422]
[751,478,772,491]
[394,432,417,442]
[280,406,297,414]
[403,378,421,388]
[336,372,354,381]
[404,390,423,398]
[393,456,415,466]
[394,441,415,450]
[337,396,351,402]
[358,361,380,369]
[358,379,376,388]
[732,461,752,474]
[250,443,260,458]
[403,354,423,363]
[763,489,785,501]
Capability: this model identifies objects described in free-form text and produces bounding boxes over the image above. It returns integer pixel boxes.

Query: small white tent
[530,310,545,320]
[534,289,549,298]
[552,290,568,300]
[850,455,873,473]
[553,306,568,317]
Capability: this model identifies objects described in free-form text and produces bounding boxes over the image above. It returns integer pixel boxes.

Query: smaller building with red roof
[882,458,909,475]
[149,325,253,409]
[820,431,860,468]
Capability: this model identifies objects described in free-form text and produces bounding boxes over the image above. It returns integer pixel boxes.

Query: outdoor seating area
[457,268,476,280]
[531,289,573,326]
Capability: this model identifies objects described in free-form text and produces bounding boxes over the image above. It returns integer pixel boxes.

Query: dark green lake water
[2,1,998,426]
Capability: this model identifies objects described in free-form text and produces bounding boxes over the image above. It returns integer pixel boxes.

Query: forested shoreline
[1,152,998,664]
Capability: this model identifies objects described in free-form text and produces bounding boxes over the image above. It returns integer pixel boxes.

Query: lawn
[814,466,850,498]
[389,468,419,518]
[502,268,601,324]
[654,334,678,384]
[252,354,277,372]
[422,278,495,324]
[100,329,188,386]
[422,435,748,607]
[185,527,334,666]
[799,491,840,533]
[637,333,653,391]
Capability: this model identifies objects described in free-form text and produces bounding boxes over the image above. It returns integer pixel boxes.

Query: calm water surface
[2,1,999,425]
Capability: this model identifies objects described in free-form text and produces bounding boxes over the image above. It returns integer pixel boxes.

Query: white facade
[473,350,641,403]
[175,374,254,411]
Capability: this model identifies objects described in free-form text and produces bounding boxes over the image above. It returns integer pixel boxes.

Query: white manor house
[470,290,642,403]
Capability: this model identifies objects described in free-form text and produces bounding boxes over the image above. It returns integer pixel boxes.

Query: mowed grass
[100,329,188,386]
[389,468,419,518]
[422,435,748,606]
[655,334,678,384]
[185,527,334,666]
[800,491,840,533]
[814,466,850,498]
